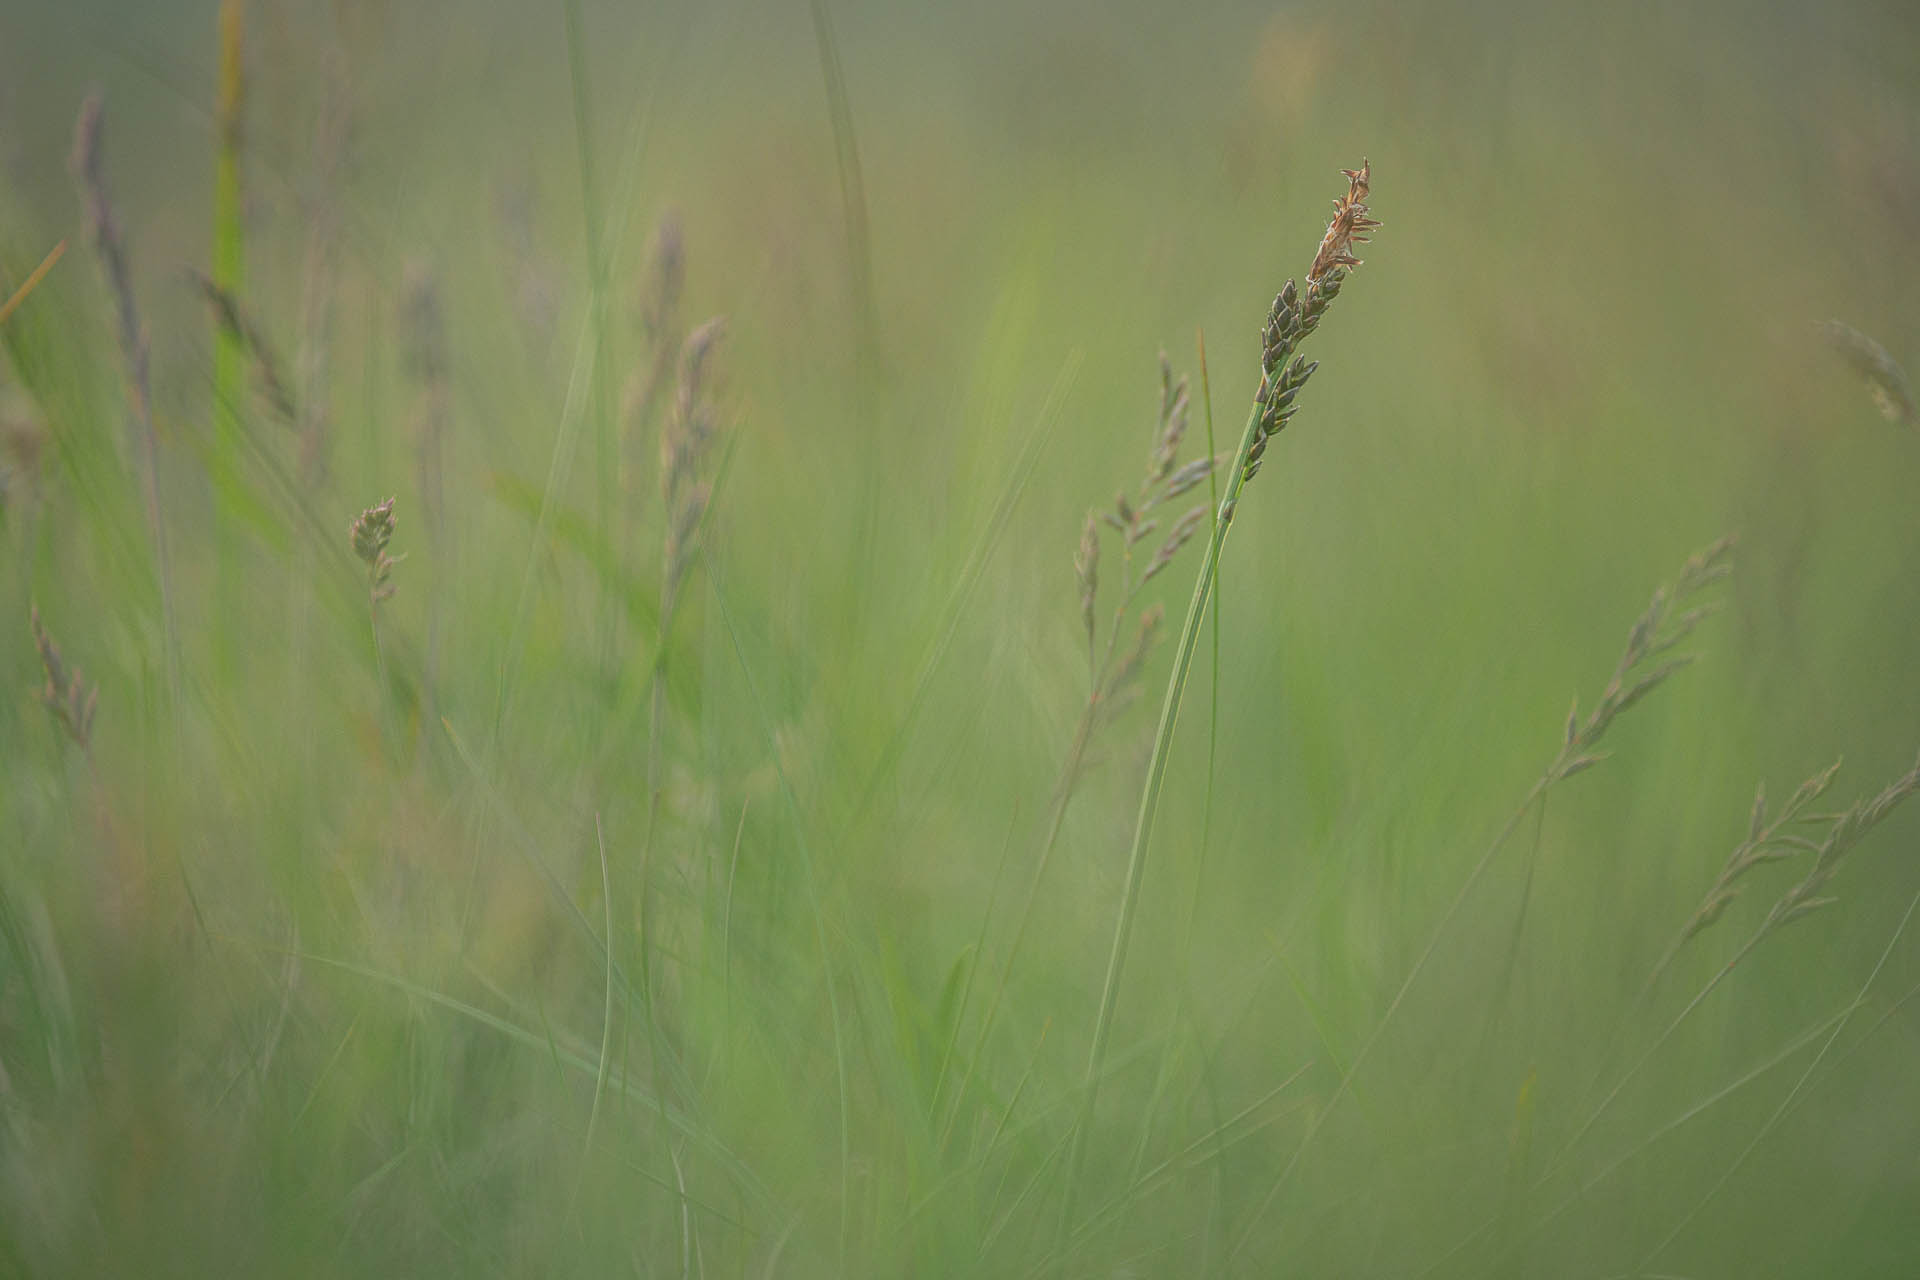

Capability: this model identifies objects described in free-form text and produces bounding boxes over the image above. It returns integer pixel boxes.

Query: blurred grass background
[2,0,1919,1275]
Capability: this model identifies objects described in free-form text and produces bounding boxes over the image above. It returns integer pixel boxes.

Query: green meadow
[2,1,1919,1274]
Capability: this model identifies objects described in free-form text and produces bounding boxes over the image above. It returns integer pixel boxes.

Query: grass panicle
[626,213,687,493]
[1556,535,1732,778]
[1754,752,1920,938]
[1235,160,1376,489]
[350,496,400,604]
[29,605,98,754]
[1671,760,1845,958]
[70,96,176,661]
[661,316,727,619]
[637,304,731,1119]
[1074,511,1098,665]
[193,269,296,424]
[1818,320,1916,427]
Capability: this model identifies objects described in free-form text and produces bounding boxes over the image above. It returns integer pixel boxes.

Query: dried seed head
[1308,158,1380,283]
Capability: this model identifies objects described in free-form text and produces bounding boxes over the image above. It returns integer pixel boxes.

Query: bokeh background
[2,0,1919,1275]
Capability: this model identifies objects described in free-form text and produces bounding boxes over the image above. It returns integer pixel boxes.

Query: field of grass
[3,1,1920,1275]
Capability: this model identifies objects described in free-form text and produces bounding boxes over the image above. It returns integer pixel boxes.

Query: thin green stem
[1193,327,1228,1276]
[1116,328,1229,1249]
[584,814,616,1157]
[1197,330,1221,939]
[1056,384,1265,1250]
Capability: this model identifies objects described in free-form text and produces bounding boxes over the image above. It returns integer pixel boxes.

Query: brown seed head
[1307,158,1380,283]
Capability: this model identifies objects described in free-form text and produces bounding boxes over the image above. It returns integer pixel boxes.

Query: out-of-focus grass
[2,1,1919,1275]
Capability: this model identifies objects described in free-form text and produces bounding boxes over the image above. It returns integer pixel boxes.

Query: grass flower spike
[351,496,401,602]
[30,606,98,753]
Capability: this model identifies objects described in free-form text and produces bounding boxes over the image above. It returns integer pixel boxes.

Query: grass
[3,2,1920,1276]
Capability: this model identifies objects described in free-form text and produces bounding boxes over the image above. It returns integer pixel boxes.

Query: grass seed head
[350,497,400,601]
[29,605,97,752]
[661,316,729,611]
[1143,503,1209,584]
[193,269,296,423]
[1308,158,1379,283]
[1242,161,1377,484]
[639,213,686,344]
[1818,320,1916,427]
[1564,537,1735,762]
[1148,350,1192,487]
[1075,511,1099,655]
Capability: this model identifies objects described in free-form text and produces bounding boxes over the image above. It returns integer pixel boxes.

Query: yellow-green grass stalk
[0,239,64,329]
